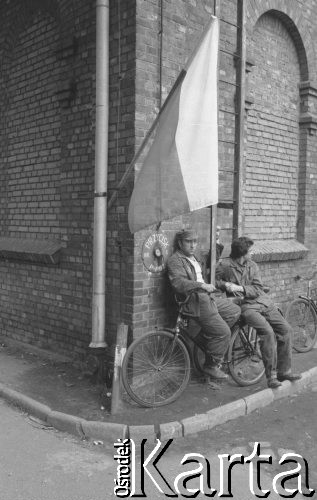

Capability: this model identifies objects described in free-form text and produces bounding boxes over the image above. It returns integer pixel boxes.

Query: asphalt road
[0,400,114,500]
[139,384,317,499]
[0,384,316,500]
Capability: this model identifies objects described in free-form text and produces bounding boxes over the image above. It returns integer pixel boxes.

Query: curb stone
[47,410,85,439]
[0,367,315,443]
[273,369,313,400]
[0,384,51,422]
[181,413,214,436]
[272,380,293,400]
[129,424,157,444]
[291,370,312,390]
[181,398,246,437]
[160,421,183,441]
[81,420,128,442]
[244,389,274,414]
[308,366,317,381]
[207,398,246,423]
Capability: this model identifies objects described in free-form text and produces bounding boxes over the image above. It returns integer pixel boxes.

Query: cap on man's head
[176,228,198,241]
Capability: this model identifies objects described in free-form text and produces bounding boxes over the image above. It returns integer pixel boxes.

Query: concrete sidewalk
[0,335,316,443]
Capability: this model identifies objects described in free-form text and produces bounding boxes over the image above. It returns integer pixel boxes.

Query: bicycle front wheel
[228,325,265,386]
[285,298,317,352]
[122,330,191,407]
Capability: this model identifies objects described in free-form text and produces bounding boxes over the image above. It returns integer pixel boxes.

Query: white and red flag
[128,16,219,233]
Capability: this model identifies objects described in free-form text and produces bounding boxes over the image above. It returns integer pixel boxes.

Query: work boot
[267,378,282,389]
[203,363,228,380]
[277,372,302,382]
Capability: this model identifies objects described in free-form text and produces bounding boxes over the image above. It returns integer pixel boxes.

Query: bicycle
[121,298,265,408]
[285,270,317,353]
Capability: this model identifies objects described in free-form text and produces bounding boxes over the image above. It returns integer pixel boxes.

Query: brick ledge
[0,237,62,265]
[251,239,308,263]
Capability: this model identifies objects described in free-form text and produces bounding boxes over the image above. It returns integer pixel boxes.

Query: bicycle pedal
[206,378,222,390]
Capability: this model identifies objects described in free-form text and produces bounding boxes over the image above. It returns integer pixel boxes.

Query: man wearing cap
[167,228,241,380]
[215,236,302,389]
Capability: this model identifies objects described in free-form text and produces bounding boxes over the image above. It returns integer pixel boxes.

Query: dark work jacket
[167,250,211,318]
[215,257,272,310]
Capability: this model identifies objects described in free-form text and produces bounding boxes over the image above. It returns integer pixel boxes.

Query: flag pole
[210,205,217,284]
[209,1,220,284]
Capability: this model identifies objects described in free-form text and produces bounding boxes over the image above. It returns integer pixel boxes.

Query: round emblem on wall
[141,232,170,273]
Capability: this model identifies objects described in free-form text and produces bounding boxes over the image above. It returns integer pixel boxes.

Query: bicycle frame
[296,271,317,305]
[231,325,255,354]
[298,294,317,314]
[295,272,317,316]
[176,312,260,370]
[286,272,317,353]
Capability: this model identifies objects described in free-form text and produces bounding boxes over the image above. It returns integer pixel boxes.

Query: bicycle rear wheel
[228,325,265,386]
[285,298,317,352]
[122,330,191,407]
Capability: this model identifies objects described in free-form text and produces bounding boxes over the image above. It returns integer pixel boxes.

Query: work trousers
[242,303,292,381]
[195,294,241,364]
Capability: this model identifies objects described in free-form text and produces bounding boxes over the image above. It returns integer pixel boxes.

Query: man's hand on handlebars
[200,283,217,293]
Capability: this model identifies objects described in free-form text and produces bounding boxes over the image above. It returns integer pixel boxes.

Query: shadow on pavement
[0,335,315,426]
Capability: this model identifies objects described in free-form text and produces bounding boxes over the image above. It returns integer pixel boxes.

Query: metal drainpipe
[90,0,109,349]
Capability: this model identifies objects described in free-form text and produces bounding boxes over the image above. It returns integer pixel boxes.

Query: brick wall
[131,0,317,333]
[3,13,61,237]
[242,0,317,305]
[0,0,97,357]
[1,0,317,357]
[106,0,136,342]
[0,0,137,357]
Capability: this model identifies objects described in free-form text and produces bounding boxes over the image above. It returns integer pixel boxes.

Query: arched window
[245,13,302,241]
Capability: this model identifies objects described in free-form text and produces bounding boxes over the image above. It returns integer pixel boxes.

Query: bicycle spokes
[122,331,191,407]
[286,298,317,352]
[228,326,265,386]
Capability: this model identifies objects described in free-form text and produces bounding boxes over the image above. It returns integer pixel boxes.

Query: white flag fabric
[128,16,219,233]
